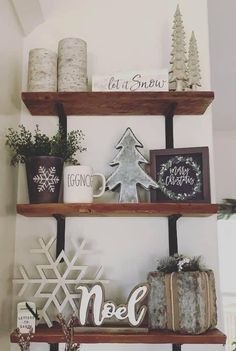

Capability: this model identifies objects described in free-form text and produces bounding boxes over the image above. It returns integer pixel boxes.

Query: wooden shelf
[16,202,218,217]
[21,91,214,116]
[10,325,226,344]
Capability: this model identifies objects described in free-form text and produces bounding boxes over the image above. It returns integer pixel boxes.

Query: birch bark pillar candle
[27,49,57,92]
[58,38,88,92]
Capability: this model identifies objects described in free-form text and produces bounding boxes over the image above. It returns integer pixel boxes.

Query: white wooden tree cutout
[14,237,109,327]
[169,4,188,91]
[106,127,158,203]
[187,31,201,90]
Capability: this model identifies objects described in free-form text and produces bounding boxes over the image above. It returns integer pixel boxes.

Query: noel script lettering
[76,283,148,326]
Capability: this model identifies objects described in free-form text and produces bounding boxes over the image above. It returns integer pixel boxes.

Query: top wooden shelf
[21,91,214,116]
[10,325,226,345]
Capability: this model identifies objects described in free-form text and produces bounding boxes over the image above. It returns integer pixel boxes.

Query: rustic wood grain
[10,325,226,344]
[21,91,214,116]
[16,203,218,217]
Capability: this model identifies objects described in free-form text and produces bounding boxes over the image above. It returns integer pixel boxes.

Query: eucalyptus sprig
[5,124,86,166]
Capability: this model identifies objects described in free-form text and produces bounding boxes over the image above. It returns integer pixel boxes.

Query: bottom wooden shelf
[10,325,226,345]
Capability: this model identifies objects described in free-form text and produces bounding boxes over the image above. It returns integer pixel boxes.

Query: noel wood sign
[150,147,211,203]
[76,283,148,326]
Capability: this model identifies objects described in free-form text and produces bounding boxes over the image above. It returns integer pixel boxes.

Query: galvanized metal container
[27,48,57,92]
[148,270,217,334]
[58,37,88,92]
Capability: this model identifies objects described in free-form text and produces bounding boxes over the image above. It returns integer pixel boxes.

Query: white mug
[63,165,106,203]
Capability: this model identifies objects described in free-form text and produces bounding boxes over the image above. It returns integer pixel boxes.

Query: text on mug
[67,174,92,187]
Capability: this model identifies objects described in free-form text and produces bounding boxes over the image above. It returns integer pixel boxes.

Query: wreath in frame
[157,155,202,201]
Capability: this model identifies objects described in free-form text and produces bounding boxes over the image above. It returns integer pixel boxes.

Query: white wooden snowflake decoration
[14,237,109,327]
[33,166,60,192]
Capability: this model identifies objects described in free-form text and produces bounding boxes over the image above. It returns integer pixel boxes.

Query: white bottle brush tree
[169,5,188,91]
[106,128,158,203]
[187,31,201,90]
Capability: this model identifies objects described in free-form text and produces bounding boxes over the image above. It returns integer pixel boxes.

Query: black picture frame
[150,147,211,203]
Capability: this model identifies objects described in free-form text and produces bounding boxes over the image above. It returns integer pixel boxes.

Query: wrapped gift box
[148,270,217,334]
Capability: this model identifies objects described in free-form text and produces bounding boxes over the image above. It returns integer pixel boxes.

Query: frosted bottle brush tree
[169,5,188,91]
[169,5,202,91]
[187,31,201,90]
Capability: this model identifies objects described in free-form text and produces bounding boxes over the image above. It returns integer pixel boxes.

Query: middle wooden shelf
[16,202,218,218]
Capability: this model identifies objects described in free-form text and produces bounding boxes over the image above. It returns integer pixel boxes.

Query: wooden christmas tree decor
[169,5,188,91]
[187,31,201,90]
[106,127,158,203]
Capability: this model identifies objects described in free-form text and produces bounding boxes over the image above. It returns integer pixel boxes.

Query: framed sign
[150,147,211,203]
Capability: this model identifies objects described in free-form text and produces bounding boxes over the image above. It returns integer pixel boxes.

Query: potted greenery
[5,124,86,204]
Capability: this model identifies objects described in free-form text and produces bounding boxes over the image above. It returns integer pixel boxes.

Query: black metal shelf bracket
[165,102,177,149]
[53,214,65,258]
[50,344,59,351]
[56,101,67,136]
[165,103,181,351]
[168,214,182,256]
[53,101,67,261]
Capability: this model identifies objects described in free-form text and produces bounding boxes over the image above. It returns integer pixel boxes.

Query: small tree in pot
[5,125,86,203]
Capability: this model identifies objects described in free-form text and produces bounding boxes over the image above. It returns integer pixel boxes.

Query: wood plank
[21,91,214,116]
[16,203,219,217]
[10,326,226,344]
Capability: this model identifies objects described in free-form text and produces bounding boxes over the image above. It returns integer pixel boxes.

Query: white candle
[58,37,88,92]
[27,48,57,92]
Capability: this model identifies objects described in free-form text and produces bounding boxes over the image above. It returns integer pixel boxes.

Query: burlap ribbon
[164,272,212,331]
[203,271,212,330]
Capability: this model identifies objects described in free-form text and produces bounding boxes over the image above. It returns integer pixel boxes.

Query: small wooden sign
[76,283,149,327]
[150,147,211,203]
[92,70,168,92]
[17,302,36,333]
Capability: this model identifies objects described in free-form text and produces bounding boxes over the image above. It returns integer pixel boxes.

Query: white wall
[213,131,236,202]
[208,0,236,131]
[0,1,23,350]
[217,218,236,293]
[13,1,222,351]
[213,135,236,305]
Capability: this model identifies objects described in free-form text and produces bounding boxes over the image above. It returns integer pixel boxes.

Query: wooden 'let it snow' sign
[76,283,149,326]
[92,70,168,92]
